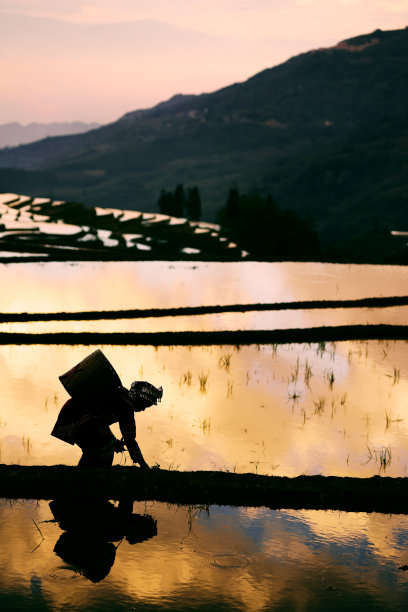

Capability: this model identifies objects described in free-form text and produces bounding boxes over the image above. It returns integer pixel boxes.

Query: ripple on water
[47,565,86,582]
[206,553,250,569]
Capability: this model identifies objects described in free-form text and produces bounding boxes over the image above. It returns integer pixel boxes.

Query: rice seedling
[200,418,211,432]
[271,343,278,357]
[340,393,348,406]
[219,352,232,372]
[116,449,128,466]
[330,397,336,419]
[393,367,400,385]
[363,444,373,465]
[290,358,300,383]
[249,460,261,474]
[184,504,210,536]
[31,519,45,552]
[166,437,173,448]
[198,371,209,393]
[304,361,313,387]
[385,410,403,431]
[227,381,233,398]
[313,397,326,415]
[22,435,31,453]
[326,369,335,390]
[317,341,326,357]
[288,390,302,403]
[180,370,192,386]
[227,462,238,473]
[376,445,392,472]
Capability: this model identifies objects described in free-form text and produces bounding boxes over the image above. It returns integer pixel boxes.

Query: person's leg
[77,426,116,467]
[78,442,115,467]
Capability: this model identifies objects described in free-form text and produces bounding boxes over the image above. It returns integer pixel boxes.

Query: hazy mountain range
[0,122,99,148]
[0,26,407,261]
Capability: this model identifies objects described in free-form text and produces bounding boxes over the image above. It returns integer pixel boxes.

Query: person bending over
[51,381,162,468]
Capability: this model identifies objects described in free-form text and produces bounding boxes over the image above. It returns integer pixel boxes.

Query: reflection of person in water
[51,381,163,468]
[50,498,158,582]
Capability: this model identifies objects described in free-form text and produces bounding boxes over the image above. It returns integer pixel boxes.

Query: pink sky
[0,0,407,124]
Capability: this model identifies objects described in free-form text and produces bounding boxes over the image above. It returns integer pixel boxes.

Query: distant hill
[0,26,407,262]
[0,122,100,149]
[0,193,243,262]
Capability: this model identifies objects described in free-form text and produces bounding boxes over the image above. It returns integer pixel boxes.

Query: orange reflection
[1,500,408,610]
[0,341,407,477]
[0,305,407,334]
[0,261,407,313]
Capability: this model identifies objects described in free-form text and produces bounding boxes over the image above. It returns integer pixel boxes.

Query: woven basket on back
[59,349,122,398]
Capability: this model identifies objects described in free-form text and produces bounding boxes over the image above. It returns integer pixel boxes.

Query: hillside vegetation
[0,27,407,262]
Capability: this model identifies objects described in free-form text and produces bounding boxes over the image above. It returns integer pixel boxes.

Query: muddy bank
[0,295,407,322]
[0,324,407,345]
[1,465,407,514]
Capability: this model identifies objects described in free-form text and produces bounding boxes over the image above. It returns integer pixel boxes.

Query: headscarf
[129,381,163,407]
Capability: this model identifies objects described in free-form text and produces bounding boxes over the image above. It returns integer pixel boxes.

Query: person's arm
[117,391,149,468]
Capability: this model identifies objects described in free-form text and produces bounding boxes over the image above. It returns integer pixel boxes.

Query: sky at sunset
[0,0,407,125]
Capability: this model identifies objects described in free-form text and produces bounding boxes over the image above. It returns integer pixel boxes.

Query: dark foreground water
[1,499,408,611]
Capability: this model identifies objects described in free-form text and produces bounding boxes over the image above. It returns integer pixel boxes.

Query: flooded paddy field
[0,340,407,477]
[1,499,408,611]
[0,259,407,609]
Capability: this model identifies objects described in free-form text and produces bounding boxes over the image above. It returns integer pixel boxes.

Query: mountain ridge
[0,26,407,261]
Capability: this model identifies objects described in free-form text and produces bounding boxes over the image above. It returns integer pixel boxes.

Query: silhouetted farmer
[51,380,162,467]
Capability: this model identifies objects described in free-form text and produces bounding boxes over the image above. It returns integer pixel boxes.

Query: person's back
[51,384,160,467]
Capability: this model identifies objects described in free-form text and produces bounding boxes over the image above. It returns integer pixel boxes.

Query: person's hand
[114,439,126,453]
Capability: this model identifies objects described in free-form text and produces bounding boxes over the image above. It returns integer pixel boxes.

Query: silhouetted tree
[158,190,174,216]
[217,189,320,261]
[186,186,201,220]
[225,187,240,220]
[173,184,186,218]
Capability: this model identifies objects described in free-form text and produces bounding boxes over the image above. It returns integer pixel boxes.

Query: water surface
[0,261,406,313]
[1,260,408,610]
[0,340,407,477]
[1,499,408,611]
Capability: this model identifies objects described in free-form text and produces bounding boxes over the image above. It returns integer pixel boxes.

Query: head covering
[129,381,163,407]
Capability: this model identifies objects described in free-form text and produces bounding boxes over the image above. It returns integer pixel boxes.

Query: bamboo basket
[59,349,122,398]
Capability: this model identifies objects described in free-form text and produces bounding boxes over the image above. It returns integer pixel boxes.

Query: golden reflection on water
[0,261,407,313]
[0,341,407,477]
[0,305,407,334]
[1,500,408,611]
